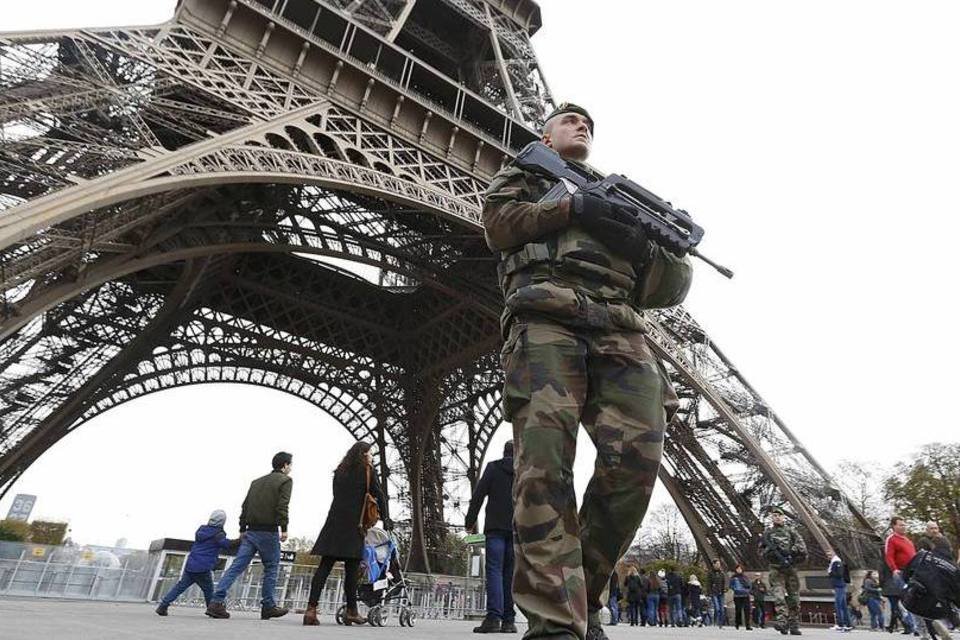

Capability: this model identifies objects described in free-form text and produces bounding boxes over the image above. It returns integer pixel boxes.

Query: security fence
[0,541,152,601]
[0,541,488,619]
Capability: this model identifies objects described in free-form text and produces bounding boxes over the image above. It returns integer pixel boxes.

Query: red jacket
[884,533,916,571]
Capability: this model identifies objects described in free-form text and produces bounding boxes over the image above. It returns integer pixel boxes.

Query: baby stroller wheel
[405,609,417,627]
[335,604,346,625]
[377,607,389,626]
[367,605,380,626]
[399,609,408,627]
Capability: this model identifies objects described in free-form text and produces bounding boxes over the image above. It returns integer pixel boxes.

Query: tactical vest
[498,223,647,333]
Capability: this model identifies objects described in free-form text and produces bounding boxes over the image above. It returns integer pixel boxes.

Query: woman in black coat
[303,441,390,626]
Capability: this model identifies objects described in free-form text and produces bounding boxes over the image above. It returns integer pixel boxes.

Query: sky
[1,1,958,549]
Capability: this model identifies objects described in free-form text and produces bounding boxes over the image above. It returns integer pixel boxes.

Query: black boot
[155,604,168,616]
[789,625,803,636]
[205,602,230,619]
[500,620,517,633]
[473,616,501,633]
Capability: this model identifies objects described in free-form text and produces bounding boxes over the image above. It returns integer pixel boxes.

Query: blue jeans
[669,594,683,625]
[212,531,280,608]
[753,599,765,626]
[834,585,851,627]
[645,593,660,626]
[712,594,726,626]
[485,533,515,622]
[867,597,884,629]
[608,594,620,624]
[161,570,214,606]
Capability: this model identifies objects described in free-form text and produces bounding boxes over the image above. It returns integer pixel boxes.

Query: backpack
[901,550,960,620]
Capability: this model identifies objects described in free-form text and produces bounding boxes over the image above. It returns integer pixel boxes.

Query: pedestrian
[666,567,683,627]
[884,515,916,635]
[761,507,807,635]
[465,440,517,634]
[708,559,727,628]
[919,521,954,561]
[155,509,236,616]
[828,552,853,631]
[624,566,642,626]
[205,451,293,620]
[607,568,621,626]
[687,574,703,627]
[751,573,768,628]
[482,101,693,640]
[302,442,390,626]
[657,570,670,627]
[642,567,657,627]
[861,570,884,630]
[731,564,753,630]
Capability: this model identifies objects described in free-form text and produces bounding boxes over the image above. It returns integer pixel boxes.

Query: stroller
[335,527,416,627]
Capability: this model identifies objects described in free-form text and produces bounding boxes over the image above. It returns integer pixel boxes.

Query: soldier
[482,103,693,640]
[761,507,807,636]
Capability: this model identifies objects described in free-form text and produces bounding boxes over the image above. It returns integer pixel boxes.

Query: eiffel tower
[0,0,879,571]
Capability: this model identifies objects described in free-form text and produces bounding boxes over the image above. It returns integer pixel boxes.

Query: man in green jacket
[482,103,693,640]
[206,451,293,620]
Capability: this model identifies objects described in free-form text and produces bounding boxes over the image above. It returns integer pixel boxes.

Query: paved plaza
[0,597,912,640]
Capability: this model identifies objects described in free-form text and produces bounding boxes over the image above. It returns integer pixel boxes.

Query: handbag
[359,462,379,531]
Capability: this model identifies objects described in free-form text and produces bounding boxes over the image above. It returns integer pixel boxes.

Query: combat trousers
[769,566,801,628]
[501,319,669,640]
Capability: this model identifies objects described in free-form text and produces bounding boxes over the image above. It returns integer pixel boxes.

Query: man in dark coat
[206,451,293,620]
[708,559,728,628]
[919,521,955,561]
[466,440,517,634]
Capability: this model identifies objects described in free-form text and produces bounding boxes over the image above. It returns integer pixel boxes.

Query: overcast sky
[1,1,958,549]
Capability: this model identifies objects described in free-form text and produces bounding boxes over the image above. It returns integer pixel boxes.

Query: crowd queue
[149,443,960,640]
[602,516,958,637]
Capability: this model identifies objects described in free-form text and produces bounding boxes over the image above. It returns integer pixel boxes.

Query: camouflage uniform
[482,156,693,639]
[762,522,807,631]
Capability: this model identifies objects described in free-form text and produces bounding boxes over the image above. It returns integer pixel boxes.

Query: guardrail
[0,541,488,619]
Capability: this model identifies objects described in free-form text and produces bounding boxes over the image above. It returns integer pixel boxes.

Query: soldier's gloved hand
[571,194,649,259]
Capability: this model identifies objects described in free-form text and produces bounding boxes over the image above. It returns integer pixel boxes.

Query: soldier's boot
[774,622,788,635]
[302,605,319,625]
[473,616,501,633]
[789,623,802,635]
[585,611,609,640]
[585,625,609,640]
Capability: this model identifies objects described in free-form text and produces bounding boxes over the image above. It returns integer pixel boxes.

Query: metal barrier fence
[153,561,488,618]
[0,541,488,619]
[0,541,152,601]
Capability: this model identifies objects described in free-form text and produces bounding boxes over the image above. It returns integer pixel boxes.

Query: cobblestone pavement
[2,597,923,640]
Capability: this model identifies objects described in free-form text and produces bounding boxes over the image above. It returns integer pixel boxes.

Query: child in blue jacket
[156,510,236,615]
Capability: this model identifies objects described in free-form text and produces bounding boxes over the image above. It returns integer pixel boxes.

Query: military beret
[544,102,594,134]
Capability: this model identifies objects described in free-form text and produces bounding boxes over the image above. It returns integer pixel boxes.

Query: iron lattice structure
[0,0,879,571]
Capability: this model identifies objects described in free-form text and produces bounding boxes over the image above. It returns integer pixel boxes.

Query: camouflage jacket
[482,163,693,333]
[761,523,807,565]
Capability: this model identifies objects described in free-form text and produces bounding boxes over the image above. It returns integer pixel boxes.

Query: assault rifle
[514,142,734,278]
